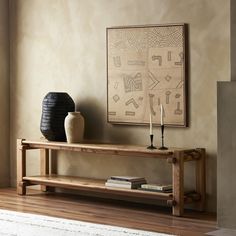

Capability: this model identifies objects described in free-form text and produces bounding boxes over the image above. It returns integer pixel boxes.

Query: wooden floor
[0,188,217,236]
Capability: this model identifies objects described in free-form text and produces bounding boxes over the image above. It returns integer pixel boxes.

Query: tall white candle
[160,104,164,125]
[149,114,153,135]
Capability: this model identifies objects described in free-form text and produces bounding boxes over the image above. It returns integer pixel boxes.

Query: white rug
[0,209,175,236]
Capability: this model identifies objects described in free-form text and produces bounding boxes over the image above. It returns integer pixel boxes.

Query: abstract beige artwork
[107,24,187,126]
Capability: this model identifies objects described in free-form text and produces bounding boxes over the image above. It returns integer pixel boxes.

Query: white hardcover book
[106,179,132,185]
[105,181,144,189]
[105,182,132,189]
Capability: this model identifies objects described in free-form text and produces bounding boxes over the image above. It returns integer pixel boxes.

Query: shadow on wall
[77,97,105,140]
[106,125,135,145]
[76,97,133,144]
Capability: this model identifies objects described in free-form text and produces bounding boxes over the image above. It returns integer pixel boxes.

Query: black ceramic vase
[40,92,75,141]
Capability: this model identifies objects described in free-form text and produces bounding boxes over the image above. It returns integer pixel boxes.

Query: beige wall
[0,0,10,187]
[10,0,230,211]
[231,0,236,80]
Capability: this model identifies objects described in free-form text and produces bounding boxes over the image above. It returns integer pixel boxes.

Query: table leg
[172,151,184,216]
[40,149,49,192]
[196,148,206,211]
[17,139,26,195]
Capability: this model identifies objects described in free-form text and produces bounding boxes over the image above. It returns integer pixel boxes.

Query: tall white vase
[64,112,84,143]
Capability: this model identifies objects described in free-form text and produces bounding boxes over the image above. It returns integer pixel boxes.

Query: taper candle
[149,114,153,135]
[160,104,164,125]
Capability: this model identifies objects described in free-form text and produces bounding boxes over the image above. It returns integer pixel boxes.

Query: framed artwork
[106,24,188,127]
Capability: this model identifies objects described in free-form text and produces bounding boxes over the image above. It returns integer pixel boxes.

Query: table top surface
[20,139,199,157]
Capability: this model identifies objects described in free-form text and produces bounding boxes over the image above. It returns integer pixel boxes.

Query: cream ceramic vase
[64,112,85,143]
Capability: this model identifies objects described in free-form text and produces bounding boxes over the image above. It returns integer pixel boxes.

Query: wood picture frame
[106,23,188,127]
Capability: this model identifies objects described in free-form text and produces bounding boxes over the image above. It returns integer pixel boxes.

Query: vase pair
[40,92,84,143]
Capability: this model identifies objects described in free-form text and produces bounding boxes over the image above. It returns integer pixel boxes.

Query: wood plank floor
[0,188,217,236]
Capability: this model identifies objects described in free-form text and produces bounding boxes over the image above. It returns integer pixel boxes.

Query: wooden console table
[16,139,206,216]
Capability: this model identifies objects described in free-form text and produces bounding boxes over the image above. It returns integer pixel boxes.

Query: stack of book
[139,183,172,193]
[105,176,147,189]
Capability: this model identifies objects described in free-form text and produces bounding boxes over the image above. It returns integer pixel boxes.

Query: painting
[106,24,188,127]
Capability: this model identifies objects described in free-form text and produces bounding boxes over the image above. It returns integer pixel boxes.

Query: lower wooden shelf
[23,175,173,201]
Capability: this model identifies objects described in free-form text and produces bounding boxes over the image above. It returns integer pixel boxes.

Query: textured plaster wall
[231,0,236,81]
[0,0,10,187]
[10,0,230,211]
